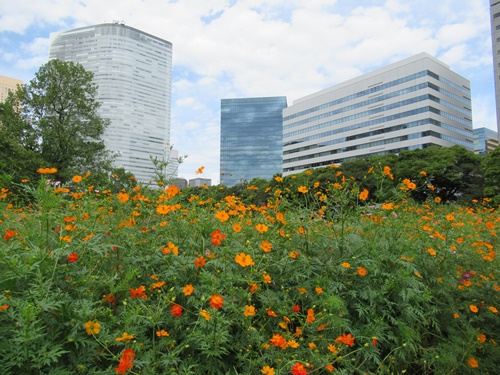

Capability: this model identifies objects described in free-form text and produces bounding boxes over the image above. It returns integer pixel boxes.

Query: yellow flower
[243,305,256,317]
[84,320,100,335]
[261,366,275,375]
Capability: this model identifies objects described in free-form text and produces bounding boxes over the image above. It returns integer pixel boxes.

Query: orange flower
[327,343,338,353]
[183,284,194,296]
[261,366,275,375]
[200,309,211,321]
[357,266,367,276]
[232,223,242,232]
[37,167,57,174]
[469,305,479,313]
[434,196,441,203]
[341,262,350,268]
[72,175,83,183]
[427,248,436,256]
[215,210,229,222]
[84,321,101,335]
[255,223,269,233]
[306,309,315,323]
[467,357,479,368]
[116,348,135,375]
[263,273,272,283]
[291,362,308,375]
[195,166,205,174]
[235,252,254,267]
[116,192,129,203]
[211,229,226,246]
[298,186,309,194]
[315,287,323,294]
[266,307,277,317]
[115,332,135,342]
[359,189,369,201]
[489,306,498,314]
[243,305,256,317]
[308,342,316,350]
[477,333,486,343]
[0,304,9,312]
[194,256,206,268]
[453,313,460,319]
[269,333,287,348]
[171,304,183,317]
[325,364,335,372]
[151,281,166,289]
[162,241,179,255]
[130,286,147,299]
[156,330,169,337]
[260,240,272,253]
[335,333,355,346]
[208,294,224,310]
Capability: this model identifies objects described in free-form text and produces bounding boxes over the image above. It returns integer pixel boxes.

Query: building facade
[220,97,287,187]
[49,22,173,184]
[282,53,473,175]
[189,178,211,187]
[0,75,23,103]
[473,127,499,155]
[491,0,500,137]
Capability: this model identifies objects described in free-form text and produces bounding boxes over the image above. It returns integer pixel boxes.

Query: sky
[0,0,496,184]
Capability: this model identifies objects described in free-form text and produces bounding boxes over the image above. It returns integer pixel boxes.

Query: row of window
[283,70,470,122]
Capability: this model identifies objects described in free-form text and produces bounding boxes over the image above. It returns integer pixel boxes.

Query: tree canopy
[0,59,114,183]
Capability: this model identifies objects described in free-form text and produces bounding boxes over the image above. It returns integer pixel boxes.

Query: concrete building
[189,178,211,187]
[282,53,473,175]
[220,96,287,187]
[49,22,173,184]
[0,75,23,103]
[473,127,499,155]
[491,0,500,137]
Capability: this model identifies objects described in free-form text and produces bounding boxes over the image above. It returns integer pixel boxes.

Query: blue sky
[0,0,495,184]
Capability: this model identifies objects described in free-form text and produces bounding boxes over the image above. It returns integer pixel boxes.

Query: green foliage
[0,167,498,374]
[0,59,115,184]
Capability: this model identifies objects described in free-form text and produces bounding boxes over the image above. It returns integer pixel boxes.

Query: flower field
[0,167,498,374]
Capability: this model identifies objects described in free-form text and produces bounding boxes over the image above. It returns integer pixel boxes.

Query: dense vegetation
[0,164,498,374]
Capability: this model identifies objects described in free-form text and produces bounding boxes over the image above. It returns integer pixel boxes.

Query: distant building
[283,53,473,175]
[170,178,188,190]
[0,75,23,103]
[490,0,500,138]
[220,96,287,187]
[49,22,173,185]
[473,127,499,155]
[189,178,211,187]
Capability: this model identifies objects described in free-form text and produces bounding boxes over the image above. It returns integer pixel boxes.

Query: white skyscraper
[49,22,173,184]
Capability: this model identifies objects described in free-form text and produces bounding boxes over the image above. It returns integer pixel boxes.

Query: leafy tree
[0,59,114,182]
[482,147,500,206]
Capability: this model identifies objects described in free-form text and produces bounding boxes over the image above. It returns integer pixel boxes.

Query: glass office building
[491,0,500,137]
[49,22,172,184]
[220,97,287,187]
[283,53,474,175]
[473,127,499,155]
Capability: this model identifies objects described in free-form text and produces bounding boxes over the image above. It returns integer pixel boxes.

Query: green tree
[482,147,500,206]
[1,59,114,182]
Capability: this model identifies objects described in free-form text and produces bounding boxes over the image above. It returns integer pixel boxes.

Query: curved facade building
[49,22,172,184]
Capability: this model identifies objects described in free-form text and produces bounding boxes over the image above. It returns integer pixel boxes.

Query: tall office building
[220,97,287,187]
[473,127,499,155]
[0,75,23,103]
[283,53,473,175]
[491,0,500,138]
[49,22,173,184]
